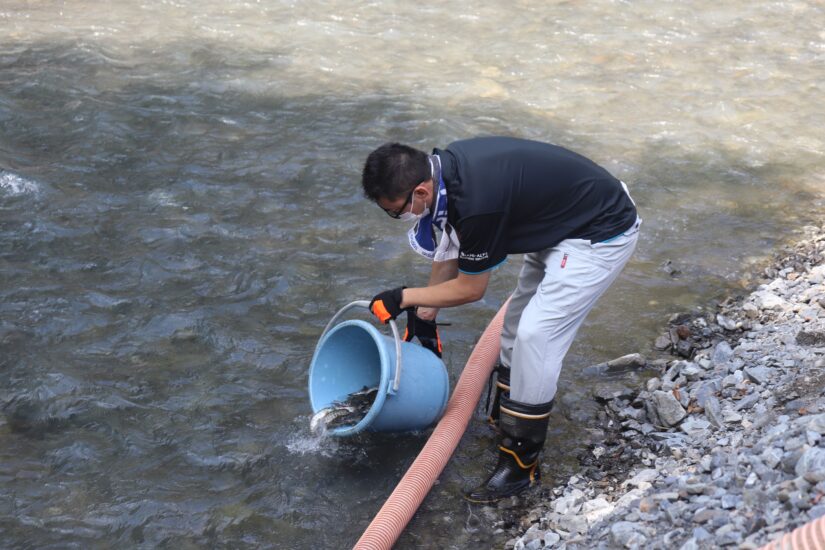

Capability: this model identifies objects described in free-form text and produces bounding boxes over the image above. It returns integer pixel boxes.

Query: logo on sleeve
[561,253,568,268]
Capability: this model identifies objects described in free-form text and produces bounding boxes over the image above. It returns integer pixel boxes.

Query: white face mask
[398,193,430,223]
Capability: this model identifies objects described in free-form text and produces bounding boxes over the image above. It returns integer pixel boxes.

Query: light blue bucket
[308,301,450,437]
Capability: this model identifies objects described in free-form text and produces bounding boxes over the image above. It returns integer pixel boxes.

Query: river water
[1,1,823,548]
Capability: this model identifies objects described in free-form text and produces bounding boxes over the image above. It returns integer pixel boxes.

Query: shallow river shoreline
[502,220,825,549]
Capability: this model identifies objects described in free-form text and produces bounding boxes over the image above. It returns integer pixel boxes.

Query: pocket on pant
[537,247,612,311]
[555,246,613,273]
[620,217,642,238]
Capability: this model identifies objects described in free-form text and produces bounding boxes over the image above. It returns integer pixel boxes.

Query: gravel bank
[505,222,825,549]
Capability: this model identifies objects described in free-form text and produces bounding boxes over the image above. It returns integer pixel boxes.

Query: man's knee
[515,318,544,346]
[515,308,566,345]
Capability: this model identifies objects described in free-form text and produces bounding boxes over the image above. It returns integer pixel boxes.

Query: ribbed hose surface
[353,300,509,550]
[761,515,825,550]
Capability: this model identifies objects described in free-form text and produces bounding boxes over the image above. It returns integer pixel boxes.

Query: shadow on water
[1,38,822,548]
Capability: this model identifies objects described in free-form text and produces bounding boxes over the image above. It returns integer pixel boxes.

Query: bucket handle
[319,300,403,394]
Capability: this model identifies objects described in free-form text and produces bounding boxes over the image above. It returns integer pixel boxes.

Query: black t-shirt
[435,137,637,274]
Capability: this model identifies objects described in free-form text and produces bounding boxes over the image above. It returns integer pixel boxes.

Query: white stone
[754,291,789,311]
[542,531,561,547]
[614,488,647,510]
[722,410,743,423]
[582,497,614,524]
[552,489,584,515]
[622,468,660,489]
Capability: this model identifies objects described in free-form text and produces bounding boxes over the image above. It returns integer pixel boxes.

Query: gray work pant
[500,218,641,405]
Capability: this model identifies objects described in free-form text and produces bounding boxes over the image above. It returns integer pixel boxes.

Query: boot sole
[462,480,540,504]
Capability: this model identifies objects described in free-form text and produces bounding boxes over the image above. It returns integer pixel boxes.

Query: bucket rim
[308,319,391,436]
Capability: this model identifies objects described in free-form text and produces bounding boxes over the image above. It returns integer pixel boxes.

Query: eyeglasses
[382,187,415,219]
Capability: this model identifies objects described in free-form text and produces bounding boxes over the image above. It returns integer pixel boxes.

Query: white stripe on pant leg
[499,252,548,369]
[509,232,639,405]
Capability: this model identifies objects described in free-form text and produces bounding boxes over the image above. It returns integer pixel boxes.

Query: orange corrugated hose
[761,515,825,550]
[353,299,509,550]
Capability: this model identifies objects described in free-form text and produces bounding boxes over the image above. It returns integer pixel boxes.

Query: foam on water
[0,172,39,196]
[285,417,340,456]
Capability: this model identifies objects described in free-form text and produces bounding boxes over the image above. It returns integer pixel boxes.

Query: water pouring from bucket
[308,301,450,437]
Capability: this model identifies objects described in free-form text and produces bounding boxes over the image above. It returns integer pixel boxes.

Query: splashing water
[0,172,39,196]
[309,386,378,435]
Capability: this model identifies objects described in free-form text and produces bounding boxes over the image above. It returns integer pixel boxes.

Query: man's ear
[415,179,434,200]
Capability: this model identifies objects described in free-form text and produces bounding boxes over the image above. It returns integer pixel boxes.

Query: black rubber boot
[466,394,553,503]
[486,363,510,428]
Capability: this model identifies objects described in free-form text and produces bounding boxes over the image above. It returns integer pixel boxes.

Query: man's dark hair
[361,143,430,202]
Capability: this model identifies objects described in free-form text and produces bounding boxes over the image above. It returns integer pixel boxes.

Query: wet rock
[593,385,635,403]
[661,260,681,277]
[675,340,694,358]
[655,333,672,350]
[606,353,648,372]
[676,325,692,340]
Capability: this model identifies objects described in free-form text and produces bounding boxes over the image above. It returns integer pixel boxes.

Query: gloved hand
[369,287,409,324]
[404,310,443,358]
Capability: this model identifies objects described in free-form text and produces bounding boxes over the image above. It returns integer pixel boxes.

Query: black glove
[404,311,443,358]
[369,286,409,324]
